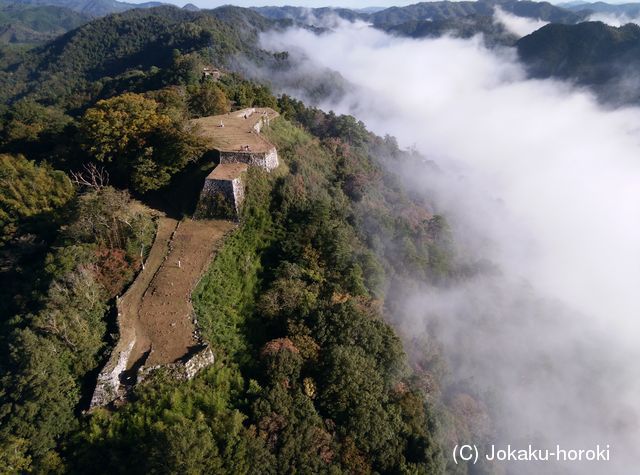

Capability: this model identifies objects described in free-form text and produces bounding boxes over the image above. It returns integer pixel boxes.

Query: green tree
[146,417,224,474]
[319,345,404,470]
[0,328,79,471]
[0,154,74,244]
[81,93,170,164]
[169,50,203,86]
[80,93,203,192]
[1,100,71,145]
[188,81,230,117]
[0,435,31,475]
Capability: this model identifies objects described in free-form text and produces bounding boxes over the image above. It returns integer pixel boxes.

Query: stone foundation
[138,346,215,383]
[90,338,135,408]
[219,147,279,171]
[195,163,247,220]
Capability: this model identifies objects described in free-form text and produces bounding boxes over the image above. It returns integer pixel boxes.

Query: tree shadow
[139,151,219,219]
[120,347,152,389]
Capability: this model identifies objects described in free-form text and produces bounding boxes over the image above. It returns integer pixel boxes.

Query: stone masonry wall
[137,346,215,383]
[219,147,279,171]
[90,287,142,408]
[90,338,135,408]
[195,176,245,220]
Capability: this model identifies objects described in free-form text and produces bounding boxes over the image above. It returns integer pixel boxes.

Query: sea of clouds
[252,21,640,473]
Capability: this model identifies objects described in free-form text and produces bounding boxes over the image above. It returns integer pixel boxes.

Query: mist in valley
[494,7,548,37]
[587,12,640,27]
[249,21,640,473]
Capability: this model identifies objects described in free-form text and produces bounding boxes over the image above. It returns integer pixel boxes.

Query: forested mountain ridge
[249,0,585,46]
[564,1,640,16]
[517,21,640,103]
[0,3,484,473]
[383,15,518,45]
[251,5,366,23]
[6,0,164,18]
[251,0,585,27]
[0,2,89,45]
[370,0,583,26]
[0,5,276,108]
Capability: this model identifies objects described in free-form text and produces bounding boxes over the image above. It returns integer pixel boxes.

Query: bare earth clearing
[191,107,279,153]
[126,218,235,370]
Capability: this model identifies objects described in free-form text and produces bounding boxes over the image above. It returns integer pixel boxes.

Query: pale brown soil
[190,107,279,153]
[120,217,178,370]
[127,218,235,368]
[208,162,248,180]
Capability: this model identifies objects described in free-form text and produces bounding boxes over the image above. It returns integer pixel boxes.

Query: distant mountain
[0,3,89,44]
[565,1,640,16]
[383,15,518,46]
[558,1,588,7]
[251,2,640,105]
[250,6,366,24]
[517,21,640,103]
[354,6,385,14]
[370,1,486,25]
[251,1,583,37]
[6,0,164,18]
[369,0,582,27]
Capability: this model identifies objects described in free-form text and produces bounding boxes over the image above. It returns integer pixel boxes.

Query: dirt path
[124,217,179,369]
[128,218,235,368]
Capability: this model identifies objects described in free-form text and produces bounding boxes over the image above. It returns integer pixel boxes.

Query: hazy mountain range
[1,0,639,472]
[0,0,636,99]
[2,0,640,53]
[4,0,163,17]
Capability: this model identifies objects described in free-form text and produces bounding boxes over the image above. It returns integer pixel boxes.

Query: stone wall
[232,108,255,119]
[195,175,245,220]
[219,147,279,171]
[90,291,139,408]
[263,148,278,170]
[90,338,135,408]
[180,346,215,380]
[252,112,275,134]
[137,346,215,383]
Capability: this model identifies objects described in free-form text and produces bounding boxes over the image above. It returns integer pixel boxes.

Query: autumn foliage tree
[80,93,204,193]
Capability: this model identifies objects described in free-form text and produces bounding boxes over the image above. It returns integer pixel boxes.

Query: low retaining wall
[252,114,274,134]
[220,147,279,171]
[90,337,135,407]
[138,345,215,383]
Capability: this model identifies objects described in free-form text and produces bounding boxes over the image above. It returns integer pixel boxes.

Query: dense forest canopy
[3,0,635,473]
[0,2,89,45]
[0,3,492,473]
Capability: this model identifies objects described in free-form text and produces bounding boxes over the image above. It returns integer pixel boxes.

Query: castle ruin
[195,163,248,219]
[191,108,279,219]
[89,108,281,408]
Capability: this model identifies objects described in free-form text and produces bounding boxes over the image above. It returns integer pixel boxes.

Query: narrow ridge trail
[128,218,235,368]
